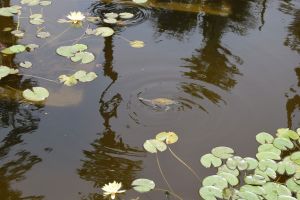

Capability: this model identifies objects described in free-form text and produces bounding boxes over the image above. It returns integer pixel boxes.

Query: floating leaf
[155,131,178,144]
[202,175,228,189]
[143,139,167,153]
[119,12,134,19]
[58,75,78,86]
[26,43,39,51]
[104,12,118,18]
[200,153,222,168]
[71,52,95,64]
[240,185,266,196]
[244,157,258,170]
[238,191,260,200]
[86,16,100,23]
[94,27,114,37]
[277,161,296,175]
[258,159,277,171]
[129,40,144,48]
[278,196,297,200]
[0,5,21,17]
[211,146,234,159]
[277,128,299,140]
[199,186,223,200]
[218,172,239,186]
[218,164,239,176]
[21,0,40,6]
[39,1,51,6]
[291,152,300,165]
[23,87,49,102]
[286,178,300,193]
[237,159,248,171]
[0,66,18,79]
[131,178,155,193]
[29,14,45,25]
[226,157,237,170]
[104,18,117,24]
[258,144,281,155]
[133,0,148,3]
[2,44,26,54]
[19,61,32,68]
[11,30,24,38]
[256,132,274,144]
[73,70,97,82]
[273,137,294,150]
[263,182,291,199]
[256,151,281,161]
[37,31,50,38]
[244,175,266,185]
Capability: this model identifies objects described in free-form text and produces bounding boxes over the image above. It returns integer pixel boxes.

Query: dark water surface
[0,0,300,199]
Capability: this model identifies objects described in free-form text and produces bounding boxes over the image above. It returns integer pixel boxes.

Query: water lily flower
[102,181,126,199]
[66,11,85,24]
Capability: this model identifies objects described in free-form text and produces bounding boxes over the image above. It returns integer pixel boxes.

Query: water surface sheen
[0,0,300,199]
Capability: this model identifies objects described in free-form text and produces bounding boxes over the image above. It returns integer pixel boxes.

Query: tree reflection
[0,1,43,199]
[178,0,259,109]
[279,0,300,128]
[78,37,143,200]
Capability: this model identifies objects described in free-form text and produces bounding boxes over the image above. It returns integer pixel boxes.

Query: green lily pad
[37,31,51,39]
[39,1,52,6]
[256,151,281,161]
[104,12,118,18]
[131,178,155,193]
[11,30,24,38]
[218,164,239,176]
[240,185,266,196]
[277,128,299,140]
[226,157,237,170]
[94,27,114,37]
[0,5,21,17]
[256,132,274,144]
[211,146,234,159]
[244,175,266,185]
[202,175,228,189]
[218,172,239,186]
[286,178,300,193]
[73,70,97,82]
[238,191,260,200]
[258,144,281,155]
[58,75,78,86]
[291,152,300,165]
[104,18,117,24]
[133,0,148,3]
[119,12,134,19]
[244,157,258,170]
[237,159,248,171]
[21,0,40,6]
[2,44,26,54]
[199,186,223,200]
[278,196,297,200]
[0,66,18,80]
[273,137,294,150]
[71,52,95,64]
[277,161,296,175]
[200,153,222,168]
[23,87,49,102]
[258,159,277,171]
[155,131,178,144]
[19,61,32,68]
[143,139,167,153]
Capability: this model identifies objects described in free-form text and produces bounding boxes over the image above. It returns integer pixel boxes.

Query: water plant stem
[168,146,200,180]
[154,188,183,200]
[40,26,71,48]
[19,74,58,83]
[155,154,174,194]
[16,12,21,31]
[116,35,131,42]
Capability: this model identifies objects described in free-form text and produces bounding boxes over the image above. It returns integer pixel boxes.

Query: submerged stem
[156,154,174,194]
[168,147,200,180]
[19,74,58,83]
[154,188,184,200]
[116,35,131,42]
[40,26,71,48]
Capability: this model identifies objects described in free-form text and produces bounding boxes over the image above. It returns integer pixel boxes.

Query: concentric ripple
[90,1,151,26]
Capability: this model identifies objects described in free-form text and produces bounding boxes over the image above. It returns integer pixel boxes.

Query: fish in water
[138,97,178,110]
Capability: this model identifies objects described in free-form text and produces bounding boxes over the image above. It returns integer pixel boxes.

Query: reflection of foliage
[279,0,300,53]
[78,37,143,200]
[286,67,300,129]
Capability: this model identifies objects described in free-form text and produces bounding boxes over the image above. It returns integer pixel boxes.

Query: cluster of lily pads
[0,0,148,103]
[200,128,300,200]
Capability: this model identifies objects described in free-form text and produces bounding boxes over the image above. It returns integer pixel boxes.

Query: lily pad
[104,18,117,24]
[23,87,49,102]
[202,175,228,189]
[277,128,299,140]
[211,146,234,159]
[2,44,26,54]
[58,75,78,86]
[256,151,281,161]
[119,12,134,19]
[11,30,24,38]
[71,52,95,64]
[273,137,294,150]
[94,27,114,37]
[73,70,97,82]
[218,172,239,186]
[129,40,144,48]
[143,139,167,153]
[37,31,51,39]
[244,175,266,185]
[104,12,118,18]
[0,5,21,17]
[21,0,40,6]
[291,152,300,165]
[133,0,148,3]
[131,178,155,193]
[0,66,19,80]
[200,153,222,168]
[256,132,274,144]
[199,186,223,200]
[19,61,32,68]
[39,1,52,6]
[155,131,178,144]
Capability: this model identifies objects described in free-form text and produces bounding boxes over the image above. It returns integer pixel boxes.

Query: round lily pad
[23,87,49,102]
[131,178,155,193]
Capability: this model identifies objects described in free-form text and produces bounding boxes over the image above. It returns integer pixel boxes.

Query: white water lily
[66,11,85,24]
[102,181,126,199]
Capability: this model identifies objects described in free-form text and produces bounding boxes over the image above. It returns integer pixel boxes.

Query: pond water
[0,0,300,199]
